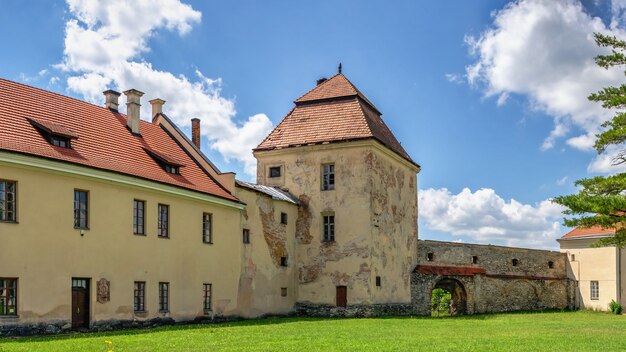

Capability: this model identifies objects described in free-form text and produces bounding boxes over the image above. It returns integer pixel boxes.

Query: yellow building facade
[0,72,420,334]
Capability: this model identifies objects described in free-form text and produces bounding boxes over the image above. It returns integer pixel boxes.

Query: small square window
[548,261,554,269]
[375,276,381,287]
[243,228,250,244]
[280,256,288,267]
[269,166,281,178]
[512,258,519,266]
[426,253,434,262]
[571,254,576,261]
[472,256,478,264]
[281,287,288,297]
[280,212,288,225]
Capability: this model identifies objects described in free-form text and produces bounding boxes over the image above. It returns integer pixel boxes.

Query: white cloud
[587,144,626,173]
[445,73,464,84]
[556,176,569,186]
[419,187,565,249]
[465,0,626,157]
[60,0,273,176]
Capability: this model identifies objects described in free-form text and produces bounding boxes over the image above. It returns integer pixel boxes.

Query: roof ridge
[292,73,346,102]
[0,78,127,116]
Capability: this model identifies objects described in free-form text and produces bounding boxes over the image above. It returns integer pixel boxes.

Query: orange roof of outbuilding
[561,225,615,239]
[255,73,418,168]
[0,78,238,202]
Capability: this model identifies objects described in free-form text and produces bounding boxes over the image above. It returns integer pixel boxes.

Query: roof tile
[0,78,237,202]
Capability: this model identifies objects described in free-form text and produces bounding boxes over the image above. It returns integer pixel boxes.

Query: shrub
[609,300,623,314]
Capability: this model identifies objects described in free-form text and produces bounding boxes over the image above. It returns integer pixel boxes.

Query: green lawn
[1,311,625,351]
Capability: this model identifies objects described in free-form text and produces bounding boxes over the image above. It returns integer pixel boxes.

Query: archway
[431,278,467,316]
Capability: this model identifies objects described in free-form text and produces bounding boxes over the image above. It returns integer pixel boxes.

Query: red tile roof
[413,265,486,276]
[0,78,237,202]
[255,74,418,167]
[561,225,615,239]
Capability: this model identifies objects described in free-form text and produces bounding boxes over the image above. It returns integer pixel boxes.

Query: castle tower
[254,72,420,308]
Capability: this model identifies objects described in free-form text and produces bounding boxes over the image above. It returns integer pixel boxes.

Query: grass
[1,311,625,351]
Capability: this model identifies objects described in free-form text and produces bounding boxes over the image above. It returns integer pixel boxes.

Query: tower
[254,72,420,307]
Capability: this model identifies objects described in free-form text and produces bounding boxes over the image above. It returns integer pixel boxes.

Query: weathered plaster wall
[256,142,373,305]
[0,161,243,332]
[412,240,574,315]
[235,187,298,317]
[366,147,418,303]
[559,238,619,310]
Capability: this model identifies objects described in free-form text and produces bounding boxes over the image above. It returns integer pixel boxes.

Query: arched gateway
[432,278,467,315]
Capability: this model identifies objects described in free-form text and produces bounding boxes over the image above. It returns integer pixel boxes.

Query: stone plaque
[96,278,110,303]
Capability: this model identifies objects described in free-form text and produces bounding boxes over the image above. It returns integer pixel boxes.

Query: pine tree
[553,33,626,248]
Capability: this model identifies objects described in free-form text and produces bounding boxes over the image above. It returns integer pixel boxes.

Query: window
[322,213,335,242]
[280,256,288,267]
[472,256,479,264]
[203,213,212,244]
[269,166,281,178]
[50,135,71,148]
[0,180,16,222]
[243,228,250,244]
[203,283,212,313]
[159,282,169,312]
[322,163,335,190]
[427,253,434,262]
[158,204,169,238]
[134,281,145,312]
[280,212,288,225]
[512,258,519,266]
[548,261,554,269]
[571,254,576,261]
[164,164,179,175]
[281,287,288,297]
[74,190,89,229]
[591,281,599,300]
[376,276,381,287]
[0,278,17,315]
[133,200,145,235]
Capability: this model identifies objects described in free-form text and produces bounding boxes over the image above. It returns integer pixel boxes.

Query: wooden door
[336,286,347,307]
[71,279,90,329]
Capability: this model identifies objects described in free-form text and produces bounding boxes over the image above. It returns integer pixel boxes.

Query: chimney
[123,89,144,135]
[191,118,201,148]
[316,78,328,86]
[149,98,166,118]
[103,90,121,111]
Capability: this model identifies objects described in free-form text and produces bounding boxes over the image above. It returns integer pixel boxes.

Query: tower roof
[255,73,418,168]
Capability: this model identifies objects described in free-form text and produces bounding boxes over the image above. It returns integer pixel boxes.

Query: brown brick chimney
[191,118,201,148]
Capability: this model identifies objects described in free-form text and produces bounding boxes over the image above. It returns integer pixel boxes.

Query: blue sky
[2,0,624,249]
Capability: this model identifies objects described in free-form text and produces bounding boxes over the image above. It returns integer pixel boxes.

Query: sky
[2,0,626,250]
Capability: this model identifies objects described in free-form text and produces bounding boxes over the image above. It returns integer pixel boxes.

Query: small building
[558,226,625,311]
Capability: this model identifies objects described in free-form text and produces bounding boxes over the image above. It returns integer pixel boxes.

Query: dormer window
[27,117,78,149]
[144,148,184,175]
[50,135,71,148]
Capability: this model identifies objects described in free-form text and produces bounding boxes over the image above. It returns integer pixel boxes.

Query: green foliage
[2,312,626,351]
[431,288,452,316]
[609,300,623,314]
[553,33,626,248]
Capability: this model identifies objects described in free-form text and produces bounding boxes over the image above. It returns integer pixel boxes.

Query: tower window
[376,276,381,287]
[243,228,250,244]
[280,256,288,267]
[322,213,335,242]
[269,166,281,178]
[322,163,335,190]
[548,261,554,269]
[280,212,288,224]
[427,253,434,262]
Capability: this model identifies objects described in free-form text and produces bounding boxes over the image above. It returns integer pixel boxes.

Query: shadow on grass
[1,309,580,343]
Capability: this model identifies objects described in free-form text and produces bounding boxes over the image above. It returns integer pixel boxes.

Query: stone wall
[411,240,575,315]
